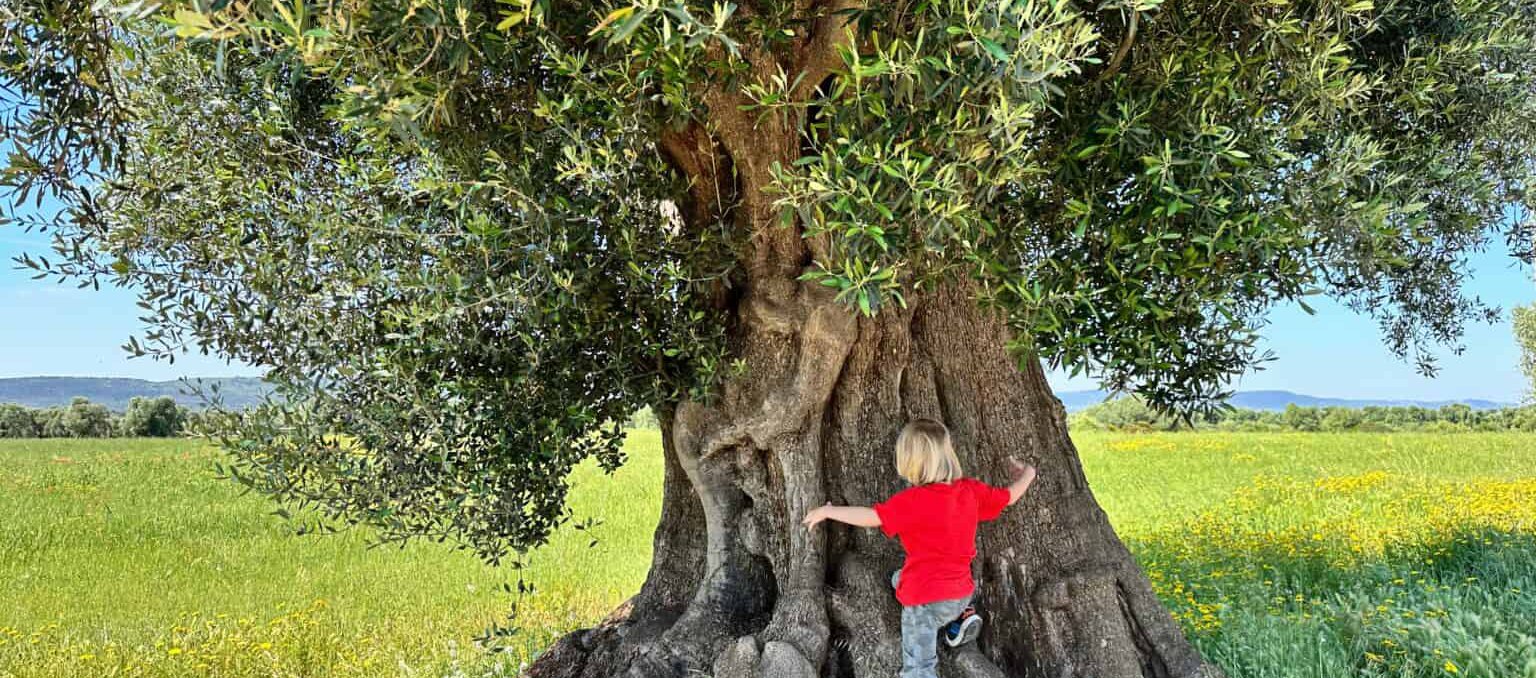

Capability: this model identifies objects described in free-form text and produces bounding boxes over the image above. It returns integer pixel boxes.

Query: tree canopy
[4,0,1534,559]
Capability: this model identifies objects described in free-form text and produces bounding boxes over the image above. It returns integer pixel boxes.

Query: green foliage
[1066,394,1185,431]
[3,0,1534,558]
[119,397,187,437]
[0,398,193,438]
[1516,304,1536,403]
[1072,397,1536,433]
[1282,404,1323,433]
[1317,407,1365,433]
[36,408,67,439]
[54,397,113,439]
[0,403,39,438]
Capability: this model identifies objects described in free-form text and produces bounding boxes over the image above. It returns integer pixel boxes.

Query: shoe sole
[945,614,982,648]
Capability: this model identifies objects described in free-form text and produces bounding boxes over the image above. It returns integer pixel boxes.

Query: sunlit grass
[1,431,1532,677]
[1086,433,1536,678]
[0,433,665,677]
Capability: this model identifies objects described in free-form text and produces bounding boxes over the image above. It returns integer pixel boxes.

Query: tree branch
[792,0,861,102]
[1096,10,1139,82]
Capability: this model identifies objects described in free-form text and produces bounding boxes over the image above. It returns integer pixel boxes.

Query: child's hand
[1005,457,1038,505]
[802,503,831,530]
[1008,457,1037,483]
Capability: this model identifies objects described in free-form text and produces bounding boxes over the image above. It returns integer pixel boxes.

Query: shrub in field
[1318,408,1365,432]
[55,397,113,439]
[120,396,187,438]
[625,407,659,430]
[1070,396,1184,431]
[36,407,68,438]
[1282,404,1323,433]
[0,403,38,438]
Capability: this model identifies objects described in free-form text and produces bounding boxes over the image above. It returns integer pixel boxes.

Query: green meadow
[2,432,1533,678]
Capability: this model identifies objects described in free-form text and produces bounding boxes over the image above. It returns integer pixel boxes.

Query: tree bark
[525,279,1226,678]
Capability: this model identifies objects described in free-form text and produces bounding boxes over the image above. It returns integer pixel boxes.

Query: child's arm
[1005,457,1038,505]
[802,503,882,530]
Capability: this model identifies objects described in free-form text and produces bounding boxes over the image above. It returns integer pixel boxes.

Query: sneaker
[942,607,982,647]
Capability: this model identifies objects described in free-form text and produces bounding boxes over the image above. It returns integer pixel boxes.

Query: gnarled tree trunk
[526,278,1225,678]
[525,32,1221,671]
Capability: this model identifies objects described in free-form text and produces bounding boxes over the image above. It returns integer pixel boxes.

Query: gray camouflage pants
[891,570,970,678]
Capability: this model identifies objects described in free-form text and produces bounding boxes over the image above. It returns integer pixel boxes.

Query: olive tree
[4,0,1534,675]
[55,397,113,438]
[0,404,39,438]
[34,408,66,439]
[120,396,187,437]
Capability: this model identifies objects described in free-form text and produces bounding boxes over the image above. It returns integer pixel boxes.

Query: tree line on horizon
[0,397,200,439]
[9,395,1533,439]
[1071,396,1536,433]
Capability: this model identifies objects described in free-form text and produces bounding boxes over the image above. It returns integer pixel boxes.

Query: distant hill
[0,376,269,411]
[1057,389,1511,413]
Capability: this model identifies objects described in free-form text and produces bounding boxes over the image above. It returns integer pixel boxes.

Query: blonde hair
[895,419,963,485]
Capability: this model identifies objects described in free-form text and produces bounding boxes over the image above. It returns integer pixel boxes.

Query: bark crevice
[1118,580,1172,678]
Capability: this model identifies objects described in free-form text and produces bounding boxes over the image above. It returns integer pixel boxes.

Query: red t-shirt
[874,478,1012,606]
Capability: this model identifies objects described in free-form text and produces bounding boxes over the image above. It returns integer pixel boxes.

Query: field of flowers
[1106,435,1536,677]
[1,432,1532,678]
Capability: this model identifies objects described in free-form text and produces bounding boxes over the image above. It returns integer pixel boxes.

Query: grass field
[2,432,1533,678]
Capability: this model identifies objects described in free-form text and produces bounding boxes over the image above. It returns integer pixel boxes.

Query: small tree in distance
[0,404,39,438]
[58,397,113,439]
[1070,396,1182,432]
[120,397,187,438]
[36,408,68,439]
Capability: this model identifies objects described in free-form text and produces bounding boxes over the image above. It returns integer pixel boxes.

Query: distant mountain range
[0,377,1512,413]
[1058,389,1512,413]
[0,376,270,411]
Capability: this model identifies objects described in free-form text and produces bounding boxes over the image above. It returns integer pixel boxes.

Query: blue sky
[1238,247,1531,402]
[1,224,1532,401]
[1049,242,1534,402]
[0,227,259,380]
